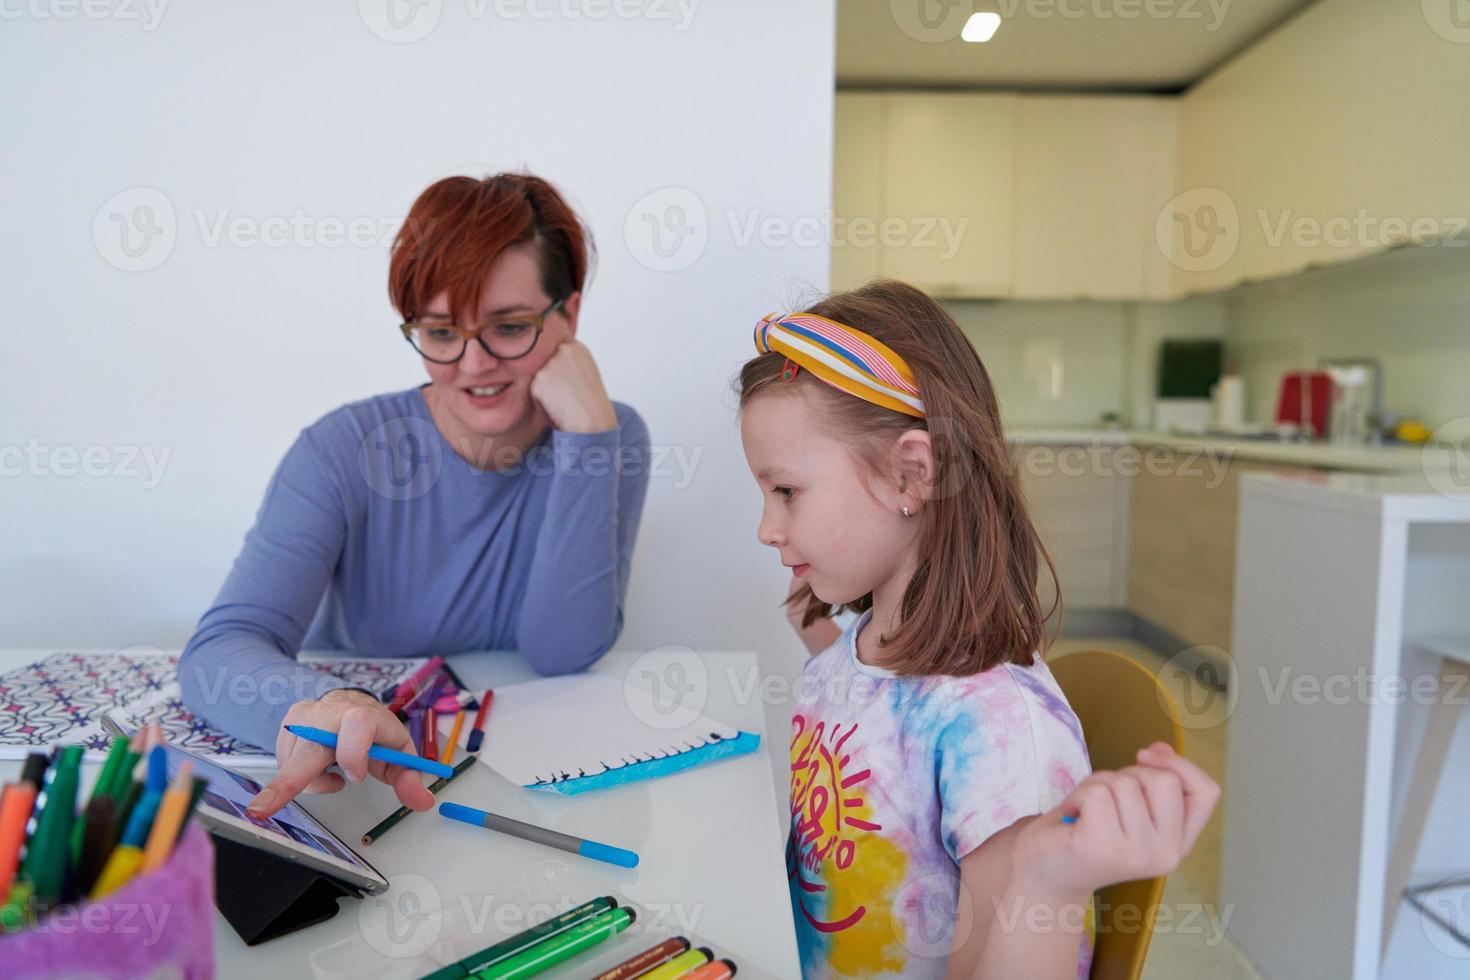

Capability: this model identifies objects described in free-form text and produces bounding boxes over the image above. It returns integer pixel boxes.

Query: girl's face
[417,243,579,438]
[741,389,918,607]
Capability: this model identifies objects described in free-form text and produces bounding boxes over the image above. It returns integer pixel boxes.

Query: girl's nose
[757,511,785,548]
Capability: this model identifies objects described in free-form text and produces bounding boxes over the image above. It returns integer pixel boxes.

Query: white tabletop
[0,649,802,980]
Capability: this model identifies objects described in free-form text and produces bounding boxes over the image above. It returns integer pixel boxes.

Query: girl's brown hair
[739,279,1059,677]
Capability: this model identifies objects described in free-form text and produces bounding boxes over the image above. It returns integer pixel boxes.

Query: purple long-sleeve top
[178,385,649,751]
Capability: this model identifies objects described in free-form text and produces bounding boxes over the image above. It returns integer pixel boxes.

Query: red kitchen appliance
[1274,371,1332,438]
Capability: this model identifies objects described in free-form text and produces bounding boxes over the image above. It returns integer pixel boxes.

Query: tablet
[159,741,390,894]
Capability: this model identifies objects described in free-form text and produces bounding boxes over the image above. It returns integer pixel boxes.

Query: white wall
[0,0,832,736]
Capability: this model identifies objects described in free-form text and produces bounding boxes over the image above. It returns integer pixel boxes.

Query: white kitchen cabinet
[878,92,1017,298]
[832,91,1174,300]
[1173,0,1470,293]
[1012,96,1177,301]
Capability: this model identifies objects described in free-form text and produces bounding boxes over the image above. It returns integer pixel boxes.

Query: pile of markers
[419,894,737,980]
[387,655,490,762]
[0,724,206,931]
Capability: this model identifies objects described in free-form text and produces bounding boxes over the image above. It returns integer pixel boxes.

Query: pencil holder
[4,822,216,980]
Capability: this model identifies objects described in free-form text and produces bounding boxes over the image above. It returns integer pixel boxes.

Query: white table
[0,649,802,979]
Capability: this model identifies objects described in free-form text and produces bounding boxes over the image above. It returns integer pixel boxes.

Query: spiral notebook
[463,673,760,796]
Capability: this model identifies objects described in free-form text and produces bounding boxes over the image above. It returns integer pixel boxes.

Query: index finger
[247,740,334,818]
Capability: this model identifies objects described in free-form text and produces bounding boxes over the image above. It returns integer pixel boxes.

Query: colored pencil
[442,710,466,765]
[361,755,476,846]
[141,762,193,873]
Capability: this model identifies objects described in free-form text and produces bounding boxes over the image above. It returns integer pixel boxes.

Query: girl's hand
[786,574,842,655]
[529,340,617,434]
[1010,742,1220,900]
[245,689,435,819]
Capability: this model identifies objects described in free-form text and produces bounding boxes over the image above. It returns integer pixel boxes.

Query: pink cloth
[8,822,215,979]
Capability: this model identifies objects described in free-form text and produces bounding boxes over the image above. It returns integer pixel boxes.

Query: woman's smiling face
[416,243,580,439]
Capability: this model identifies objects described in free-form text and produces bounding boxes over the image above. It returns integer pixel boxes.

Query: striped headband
[753,312,926,418]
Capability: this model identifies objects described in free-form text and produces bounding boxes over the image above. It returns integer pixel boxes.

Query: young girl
[739,281,1219,979]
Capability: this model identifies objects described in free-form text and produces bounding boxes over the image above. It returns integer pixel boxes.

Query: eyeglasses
[399,298,566,364]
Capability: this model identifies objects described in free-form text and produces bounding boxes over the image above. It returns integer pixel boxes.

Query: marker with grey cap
[438,801,640,868]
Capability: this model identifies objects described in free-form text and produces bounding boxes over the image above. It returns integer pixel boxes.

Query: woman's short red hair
[388,171,594,322]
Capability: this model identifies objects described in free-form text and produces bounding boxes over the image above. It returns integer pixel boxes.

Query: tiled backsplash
[948,300,1131,427]
[1221,242,1470,431]
[947,241,1468,432]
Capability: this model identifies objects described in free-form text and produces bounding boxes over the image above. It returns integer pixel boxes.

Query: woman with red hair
[178,173,650,818]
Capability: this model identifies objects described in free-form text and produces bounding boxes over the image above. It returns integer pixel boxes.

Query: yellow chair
[1048,649,1186,980]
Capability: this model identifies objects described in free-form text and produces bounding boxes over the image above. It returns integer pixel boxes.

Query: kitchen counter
[1006,427,1442,473]
[1242,469,1470,519]
[1224,467,1470,980]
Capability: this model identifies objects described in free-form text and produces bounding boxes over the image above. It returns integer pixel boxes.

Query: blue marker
[439,801,640,869]
[284,724,454,779]
[120,753,171,849]
[146,744,168,794]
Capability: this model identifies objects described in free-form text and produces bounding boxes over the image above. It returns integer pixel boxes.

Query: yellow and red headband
[753,312,926,418]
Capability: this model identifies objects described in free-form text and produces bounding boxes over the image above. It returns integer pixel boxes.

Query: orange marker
[0,783,37,900]
[141,762,193,873]
[441,710,465,765]
[685,959,737,980]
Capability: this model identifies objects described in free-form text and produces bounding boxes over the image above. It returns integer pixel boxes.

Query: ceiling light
[961,12,1001,43]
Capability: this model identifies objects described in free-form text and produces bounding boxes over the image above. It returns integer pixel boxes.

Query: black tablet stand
[210,832,368,945]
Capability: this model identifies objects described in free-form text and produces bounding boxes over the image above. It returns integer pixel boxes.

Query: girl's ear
[893,429,936,506]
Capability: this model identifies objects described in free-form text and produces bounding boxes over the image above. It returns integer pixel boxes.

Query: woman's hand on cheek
[1009,742,1220,900]
[245,689,436,819]
[528,340,617,434]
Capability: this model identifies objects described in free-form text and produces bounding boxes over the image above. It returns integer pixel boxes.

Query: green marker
[23,746,82,906]
[474,906,635,979]
[422,895,617,980]
[72,737,128,861]
[105,747,143,803]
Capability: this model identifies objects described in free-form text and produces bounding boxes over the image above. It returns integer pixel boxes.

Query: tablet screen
[159,742,388,892]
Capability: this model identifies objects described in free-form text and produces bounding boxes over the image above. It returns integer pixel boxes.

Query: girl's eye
[773,486,796,501]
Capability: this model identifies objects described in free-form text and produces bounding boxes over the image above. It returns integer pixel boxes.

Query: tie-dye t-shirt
[787,610,1094,979]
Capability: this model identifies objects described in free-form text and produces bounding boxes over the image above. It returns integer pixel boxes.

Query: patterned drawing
[0,651,426,763]
[0,650,177,758]
[105,657,427,765]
